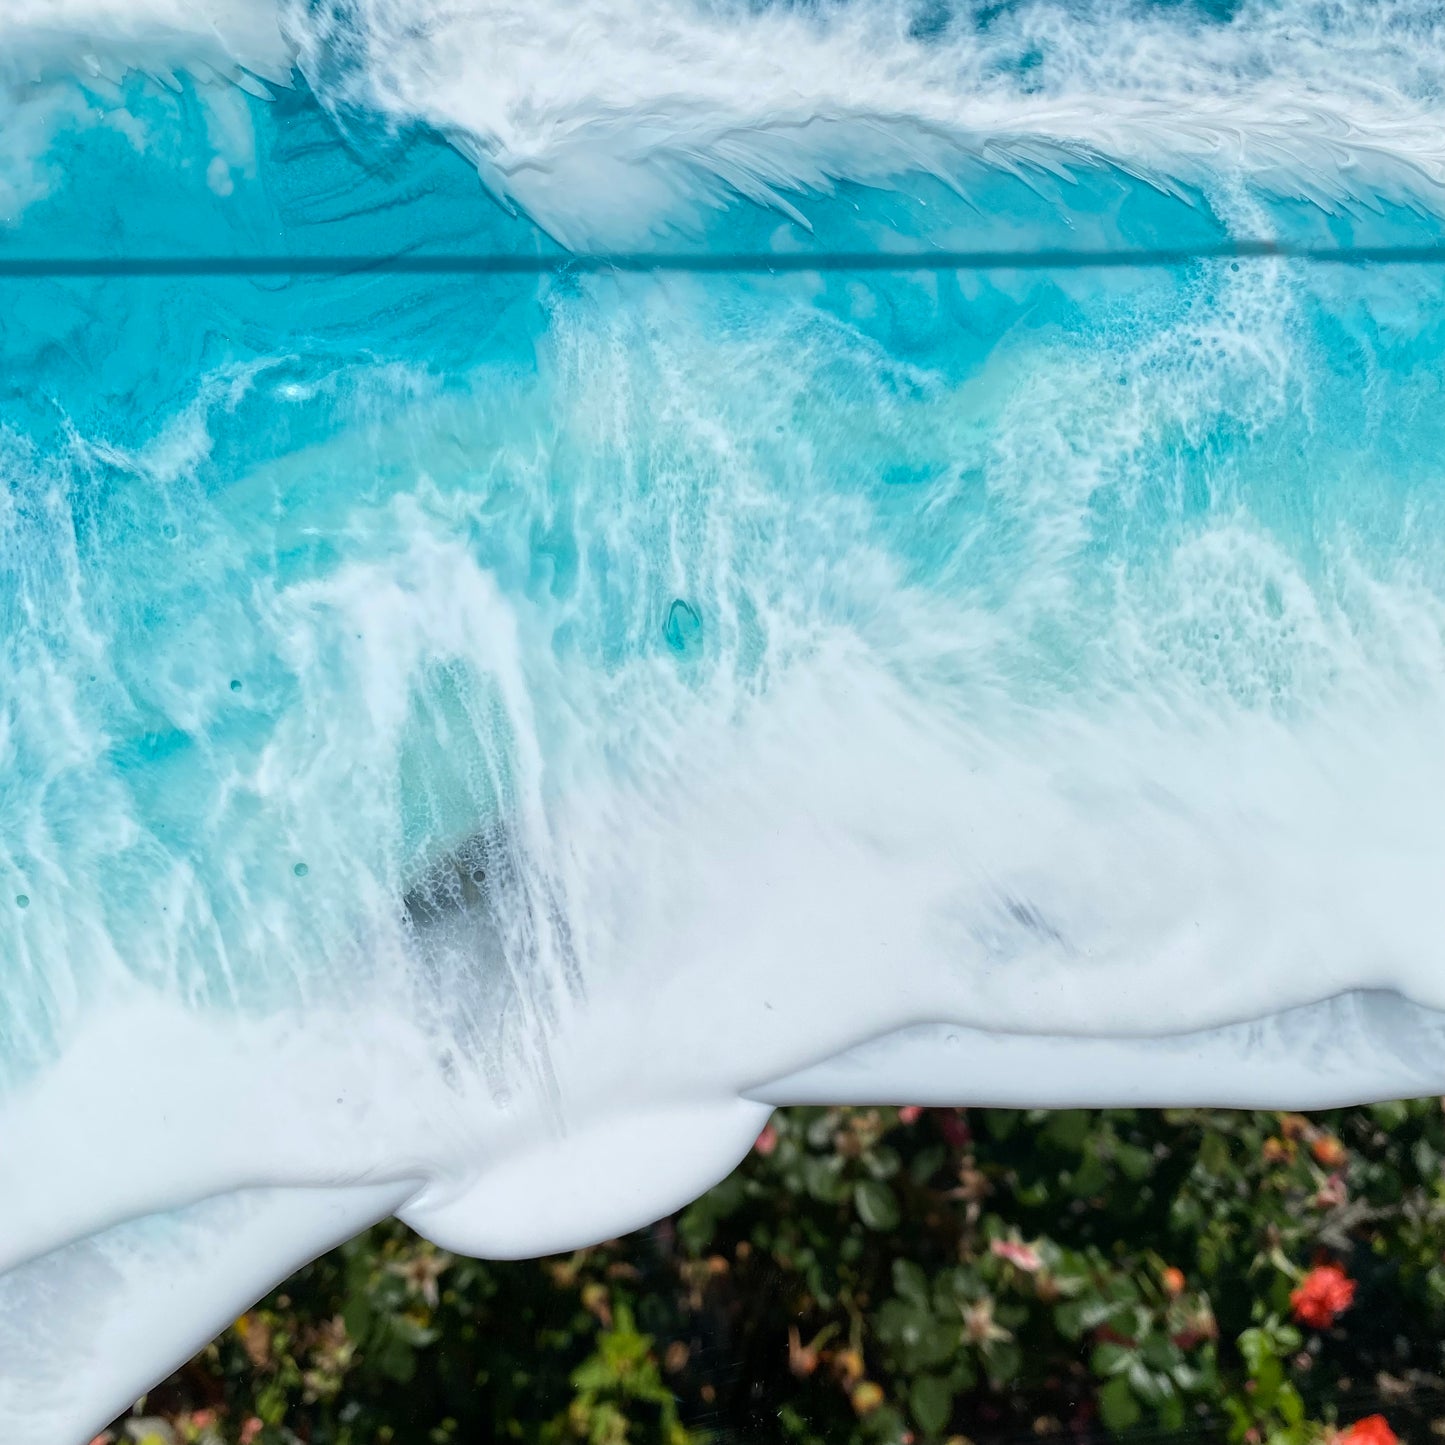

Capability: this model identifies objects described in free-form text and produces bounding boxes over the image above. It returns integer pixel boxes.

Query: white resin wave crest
[2,0,1445,1440]
[3,0,1445,237]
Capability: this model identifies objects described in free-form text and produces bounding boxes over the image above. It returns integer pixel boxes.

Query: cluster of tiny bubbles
[293,863,310,878]
[14,895,29,909]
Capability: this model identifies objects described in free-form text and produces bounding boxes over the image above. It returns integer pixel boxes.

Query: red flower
[1290,1264,1356,1329]
[1338,1415,1398,1445]
[753,1122,779,1156]
[897,1105,923,1125]
[939,1110,972,1149]
[1161,1266,1186,1297]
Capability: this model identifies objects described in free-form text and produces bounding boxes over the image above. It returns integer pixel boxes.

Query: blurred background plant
[98,1101,1445,1445]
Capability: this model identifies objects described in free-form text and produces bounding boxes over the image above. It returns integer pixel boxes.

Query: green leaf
[1199,1134,1232,1177]
[986,1339,1022,1386]
[893,1259,930,1309]
[1371,1100,1410,1131]
[1139,1333,1180,1372]
[948,1354,979,1393]
[1172,1195,1206,1231]
[934,1267,976,1311]
[1071,1152,1110,1197]
[876,1298,958,1373]
[1054,1300,1088,1341]
[1237,1328,1272,1375]
[1414,1138,1439,1179]
[1126,1361,1171,1407]
[1043,1110,1092,1152]
[1099,1376,1143,1433]
[909,1145,947,1185]
[342,1294,372,1345]
[1090,1342,1133,1378]
[1278,1383,1305,1427]
[804,1155,845,1202]
[1159,1391,1187,1433]
[909,1375,954,1437]
[855,1180,901,1231]
[368,1316,419,1384]
[983,1109,1019,1140]
[1115,1143,1154,1181]
[1253,1357,1284,1408]
[1171,1362,1205,1393]
[865,1144,902,1180]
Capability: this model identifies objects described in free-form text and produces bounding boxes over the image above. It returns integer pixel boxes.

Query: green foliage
[103,1102,1445,1445]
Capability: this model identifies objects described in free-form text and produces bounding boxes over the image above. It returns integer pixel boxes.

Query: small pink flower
[897,1106,923,1125]
[754,1122,779,1156]
[190,1410,218,1431]
[991,1237,1043,1272]
[240,1419,264,1445]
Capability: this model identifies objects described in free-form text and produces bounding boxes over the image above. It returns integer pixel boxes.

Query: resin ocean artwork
[3,0,1445,1438]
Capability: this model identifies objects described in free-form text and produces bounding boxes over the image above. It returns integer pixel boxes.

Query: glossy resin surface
[3,2,1445,1438]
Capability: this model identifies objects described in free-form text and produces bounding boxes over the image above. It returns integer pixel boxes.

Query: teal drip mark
[664,599,703,654]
